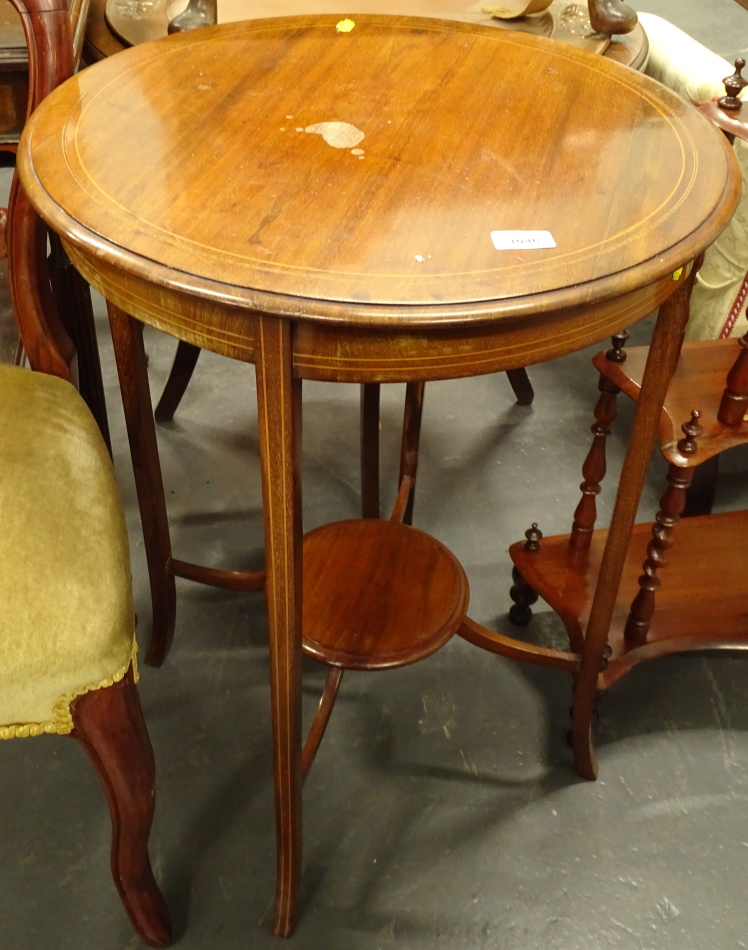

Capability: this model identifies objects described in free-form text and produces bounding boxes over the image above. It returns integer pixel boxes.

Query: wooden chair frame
[5,1,171,943]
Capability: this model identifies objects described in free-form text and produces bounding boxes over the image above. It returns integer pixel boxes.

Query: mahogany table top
[21,15,739,325]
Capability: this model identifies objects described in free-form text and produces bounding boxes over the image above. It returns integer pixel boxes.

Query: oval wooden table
[19,15,739,937]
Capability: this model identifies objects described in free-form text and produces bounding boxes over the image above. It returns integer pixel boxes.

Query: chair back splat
[8,0,76,381]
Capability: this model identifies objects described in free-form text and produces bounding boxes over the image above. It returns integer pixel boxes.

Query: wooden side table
[19,16,738,935]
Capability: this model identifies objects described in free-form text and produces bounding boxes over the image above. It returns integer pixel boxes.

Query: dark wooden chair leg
[505,367,534,406]
[360,383,380,518]
[70,668,172,949]
[154,340,201,423]
[48,232,111,453]
[399,381,425,525]
[683,452,719,517]
[108,303,176,667]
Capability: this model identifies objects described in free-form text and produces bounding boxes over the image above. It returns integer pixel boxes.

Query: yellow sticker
[336,18,355,32]
[672,267,683,281]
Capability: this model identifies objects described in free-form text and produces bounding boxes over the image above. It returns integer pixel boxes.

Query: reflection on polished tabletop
[23,17,733,317]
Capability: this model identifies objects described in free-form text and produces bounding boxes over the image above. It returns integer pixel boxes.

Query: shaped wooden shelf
[594,338,748,466]
[508,327,748,694]
[510,509,748,690]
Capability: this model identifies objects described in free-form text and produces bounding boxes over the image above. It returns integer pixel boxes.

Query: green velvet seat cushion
[0,364,135,738]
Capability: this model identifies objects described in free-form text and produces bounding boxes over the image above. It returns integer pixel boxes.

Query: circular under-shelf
[302,519,469,670]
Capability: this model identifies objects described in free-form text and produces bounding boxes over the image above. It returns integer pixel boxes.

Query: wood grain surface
[510,509,748,691]
[21,15,738,323]
[301,519,468,669]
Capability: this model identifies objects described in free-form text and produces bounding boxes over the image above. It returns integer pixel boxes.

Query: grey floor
[4,1,748,948]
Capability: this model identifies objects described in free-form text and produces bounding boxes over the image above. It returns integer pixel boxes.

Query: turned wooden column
[624,410,702,646]
[718,328,748,425]
[569,330,629,551]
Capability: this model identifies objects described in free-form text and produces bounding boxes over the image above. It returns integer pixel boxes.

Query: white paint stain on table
[304,121,365,149]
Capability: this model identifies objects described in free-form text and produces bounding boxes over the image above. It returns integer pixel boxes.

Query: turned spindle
[623,411,702,646]
[606,328,630,363]
[719,59,748,112]
[508,524,542,627]
[569,330,629,551]
[677,410,703,456]
[717,329,748,425]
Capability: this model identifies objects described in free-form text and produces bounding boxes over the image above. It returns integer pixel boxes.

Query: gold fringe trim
[0,638,139,740]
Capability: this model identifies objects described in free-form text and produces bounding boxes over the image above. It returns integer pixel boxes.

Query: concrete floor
[4,1,748,948]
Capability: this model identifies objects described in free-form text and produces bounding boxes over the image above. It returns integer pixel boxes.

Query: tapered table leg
[255,314,303,938]
[505,367,534,406]
[154,340,201,423]
[360,383,380,518]
[108,304,176,667]
[48,233,112,452]
[399,381,425,525]
[570,266,696,779]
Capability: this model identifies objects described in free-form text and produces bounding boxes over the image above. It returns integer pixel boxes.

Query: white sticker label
[491,230,556,250]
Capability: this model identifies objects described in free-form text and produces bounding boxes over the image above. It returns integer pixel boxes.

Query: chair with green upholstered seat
[1,0,171,945]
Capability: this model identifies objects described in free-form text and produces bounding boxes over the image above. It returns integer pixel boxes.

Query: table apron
[292,275,683,382]
[64,240,258,361]
[64,239,687,383]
